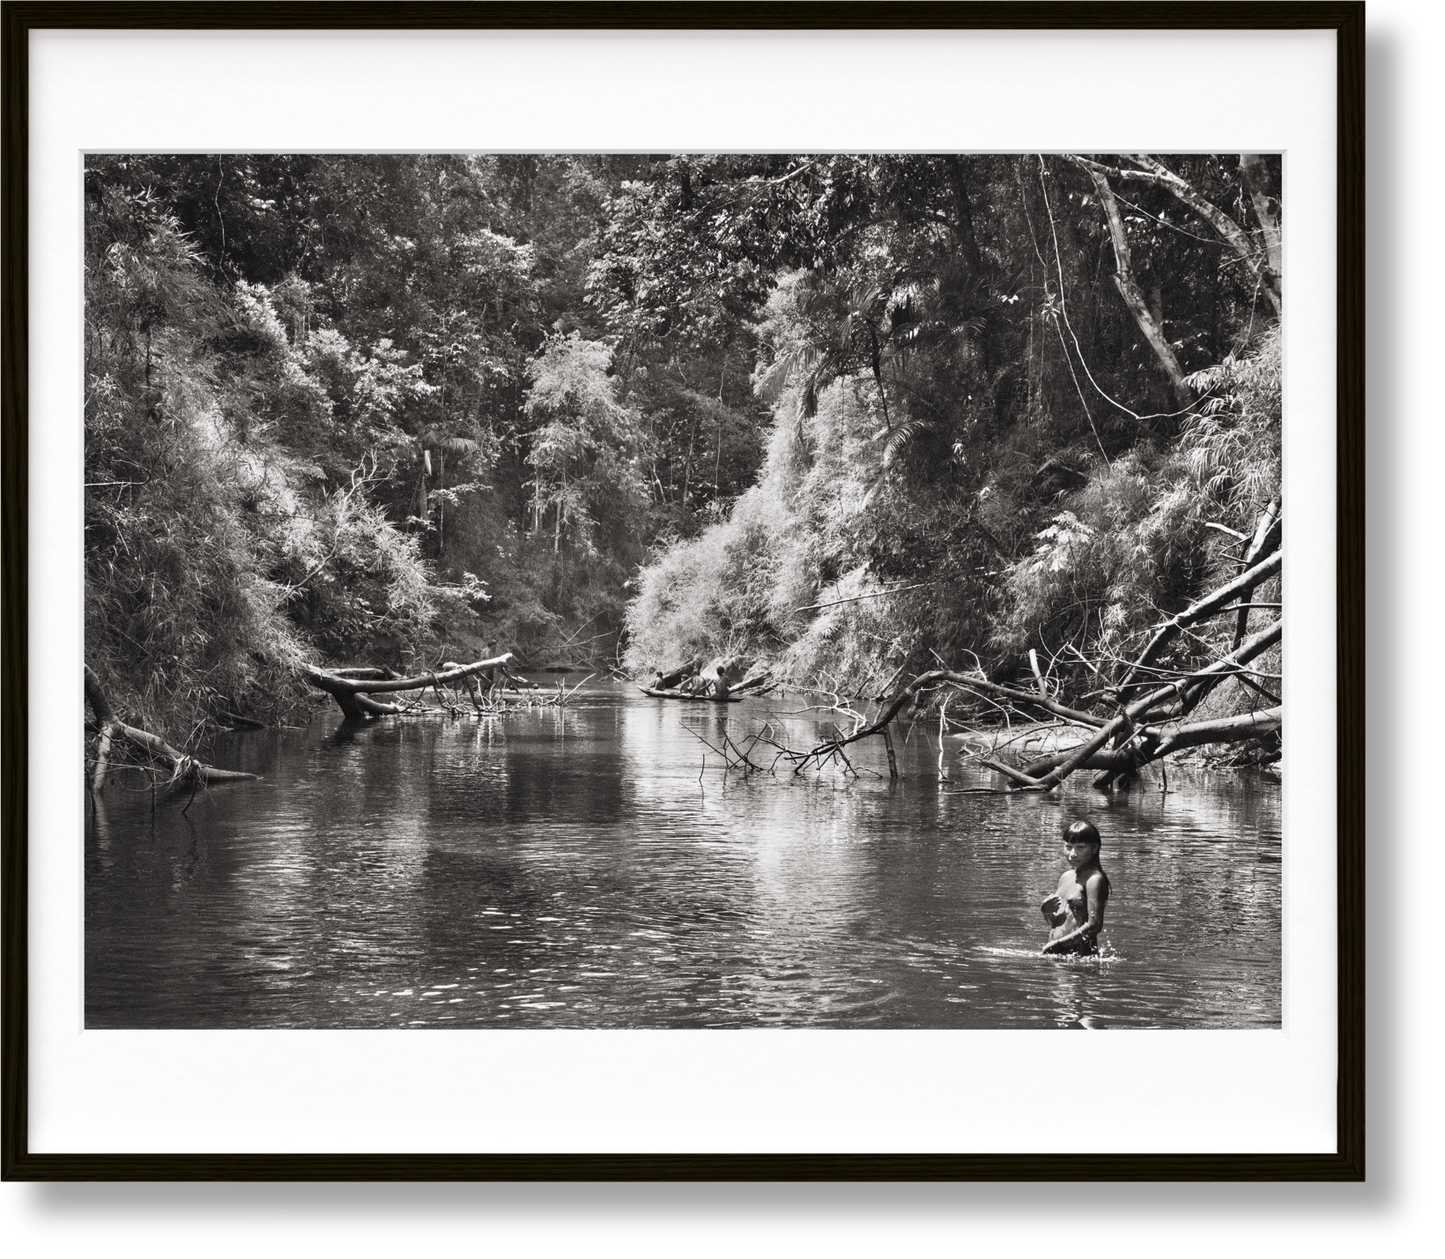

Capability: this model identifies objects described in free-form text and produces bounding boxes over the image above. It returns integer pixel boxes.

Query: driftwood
[302,654,514,720]
[980,707,1282,784]
[784,522,1283,790]
[731,670,776,696]
[1116,549,1281,696]
[437,659,538,711]
[220,710,266,730]
[84,665,259,793]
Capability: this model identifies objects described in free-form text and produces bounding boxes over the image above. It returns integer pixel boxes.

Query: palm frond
[798,370,820,421]
[754,346,823,402]
[437,436,481,457]
[879,415,939,469]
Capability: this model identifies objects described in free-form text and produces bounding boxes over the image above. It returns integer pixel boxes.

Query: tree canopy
[84,153,1281,741]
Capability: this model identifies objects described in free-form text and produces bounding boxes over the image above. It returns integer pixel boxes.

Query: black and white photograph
[82,151,1284,1032]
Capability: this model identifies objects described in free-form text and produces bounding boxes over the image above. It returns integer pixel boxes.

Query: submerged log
[954,721,1098,759]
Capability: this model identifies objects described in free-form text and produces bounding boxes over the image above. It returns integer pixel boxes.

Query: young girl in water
[1040,820,1111,956]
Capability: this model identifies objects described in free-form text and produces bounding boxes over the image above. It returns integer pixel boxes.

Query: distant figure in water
[1040,820,1111,956]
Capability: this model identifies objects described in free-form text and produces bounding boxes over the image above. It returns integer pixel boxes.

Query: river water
[85,682,1281,1029]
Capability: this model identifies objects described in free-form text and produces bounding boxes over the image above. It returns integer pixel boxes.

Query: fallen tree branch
[1132,619,1281,723]
[951,678,1108,729]
[794,582,935,614]
[220,710,266,730]
[1028,648,1049,697]
[731,670,775,695]
[302,654,513,720]
[1012,706,1281,781]
[1233,498,1281,650]
[1154,705,1282,756]
[1013,622,1281,787]
[978,757,1051,790]
[107,722,262,784]
[790,618,1280,788]
[436,658,537,712]
[84,665,259,791]
[1117,550,1281,694]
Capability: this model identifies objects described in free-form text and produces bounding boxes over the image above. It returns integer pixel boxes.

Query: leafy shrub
[84,177,442,737]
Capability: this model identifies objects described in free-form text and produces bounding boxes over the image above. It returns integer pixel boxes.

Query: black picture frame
[0,1,1365,1182]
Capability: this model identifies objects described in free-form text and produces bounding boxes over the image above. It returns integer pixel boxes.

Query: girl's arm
[1040,893,1067,927]
[1041,874,1109,954]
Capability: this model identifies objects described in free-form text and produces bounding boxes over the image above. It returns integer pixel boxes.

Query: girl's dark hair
[1064,821,1109,897]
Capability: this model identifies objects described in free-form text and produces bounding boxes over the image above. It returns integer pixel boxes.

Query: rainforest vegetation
[85,153,1281,769]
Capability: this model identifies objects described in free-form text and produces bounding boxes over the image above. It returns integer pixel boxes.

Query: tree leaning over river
[615,155,1282,772]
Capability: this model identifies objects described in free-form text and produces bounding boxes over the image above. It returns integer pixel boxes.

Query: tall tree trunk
[680,416,697,506]
[436,447,446,555]
[945,155,985,274]
[415,449,429,532]
[1238,153,1284,310]
[1080,166,1192,409]
[1070,154,1281,317]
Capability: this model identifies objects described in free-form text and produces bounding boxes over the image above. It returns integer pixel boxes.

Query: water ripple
[85,684,1281,1029]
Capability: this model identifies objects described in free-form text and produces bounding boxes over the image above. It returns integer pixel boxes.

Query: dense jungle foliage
[84,154,1280,737]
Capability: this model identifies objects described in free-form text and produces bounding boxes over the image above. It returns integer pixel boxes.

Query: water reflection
[85,683,1281,1029]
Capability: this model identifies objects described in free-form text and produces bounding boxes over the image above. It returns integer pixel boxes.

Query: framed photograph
[2,3,1363,1180]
